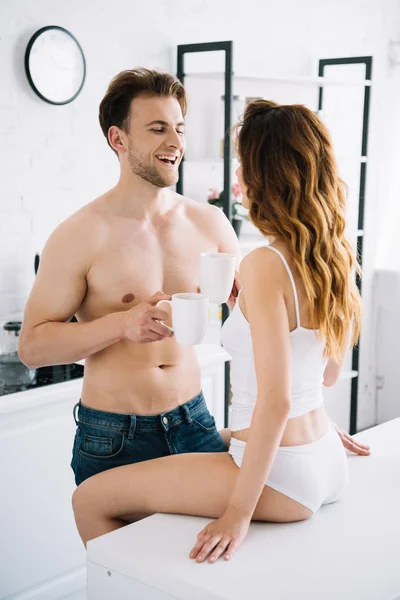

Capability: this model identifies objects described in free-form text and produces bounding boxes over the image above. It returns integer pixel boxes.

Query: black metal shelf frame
[318,56,373,434]
[177,41,234,427]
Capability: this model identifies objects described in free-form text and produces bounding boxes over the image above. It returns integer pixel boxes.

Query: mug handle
[156,300,174,332]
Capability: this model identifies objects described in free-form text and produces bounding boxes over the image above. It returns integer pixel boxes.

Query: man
[19,69,369,487]
[18,68,240,485]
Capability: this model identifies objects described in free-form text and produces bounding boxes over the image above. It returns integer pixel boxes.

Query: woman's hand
[197,270,241,311]
[227,271,241,311]
[189,506,250,564]
[331,421,371,456]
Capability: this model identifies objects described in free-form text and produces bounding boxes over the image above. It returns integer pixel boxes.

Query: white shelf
[336,156,368,162]
[339,370,358,380]
[185,72,372,87]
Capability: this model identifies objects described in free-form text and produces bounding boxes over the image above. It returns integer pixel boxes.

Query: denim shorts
[70,391,226,486]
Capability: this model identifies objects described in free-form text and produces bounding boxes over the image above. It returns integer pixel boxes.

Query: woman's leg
[72,452,312,546]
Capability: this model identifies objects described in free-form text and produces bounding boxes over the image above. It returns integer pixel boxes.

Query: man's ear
[108,126,127,155]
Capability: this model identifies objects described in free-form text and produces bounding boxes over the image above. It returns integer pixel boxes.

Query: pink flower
[207,187,220,201]
[231,183,242,199]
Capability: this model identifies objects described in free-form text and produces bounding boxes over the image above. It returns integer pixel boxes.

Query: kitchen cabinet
[0,344,229,600]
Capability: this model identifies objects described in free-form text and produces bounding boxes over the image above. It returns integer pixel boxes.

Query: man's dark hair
[99,68,187,154]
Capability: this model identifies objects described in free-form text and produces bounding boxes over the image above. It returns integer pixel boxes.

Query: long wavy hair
[235,100,362,359]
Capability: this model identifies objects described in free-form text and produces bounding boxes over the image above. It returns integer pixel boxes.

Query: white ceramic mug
[199,252,236,304]
[156,293,209,345]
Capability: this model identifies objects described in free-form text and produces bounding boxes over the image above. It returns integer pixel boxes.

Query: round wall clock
[25,26,86,105]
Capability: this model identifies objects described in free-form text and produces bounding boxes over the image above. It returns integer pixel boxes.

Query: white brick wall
[1,0,400,429]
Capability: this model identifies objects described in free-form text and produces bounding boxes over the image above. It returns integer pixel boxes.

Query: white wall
[1,0,400,430]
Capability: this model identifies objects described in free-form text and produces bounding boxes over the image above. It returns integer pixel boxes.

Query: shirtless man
[18,68,240,486]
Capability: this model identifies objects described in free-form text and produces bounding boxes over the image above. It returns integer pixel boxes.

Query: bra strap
[265,246,301,328]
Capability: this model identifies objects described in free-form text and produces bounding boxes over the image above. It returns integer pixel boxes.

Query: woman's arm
[323,317,356,387]
[226,248,292,518]
[323,358,344,387]
[190,248,292,563]
[320,332,370,454]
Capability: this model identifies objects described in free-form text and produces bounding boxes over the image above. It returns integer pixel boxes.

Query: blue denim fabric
[70,391,226,486]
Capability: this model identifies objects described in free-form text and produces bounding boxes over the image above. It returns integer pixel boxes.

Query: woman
[72,100,369,563]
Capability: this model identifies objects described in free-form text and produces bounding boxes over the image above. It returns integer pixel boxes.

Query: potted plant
[207,183,247,237]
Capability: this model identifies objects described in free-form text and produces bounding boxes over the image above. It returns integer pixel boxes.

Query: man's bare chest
[81,224,218,318]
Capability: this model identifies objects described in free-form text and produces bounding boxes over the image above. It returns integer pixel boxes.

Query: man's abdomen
[81,339,202,415]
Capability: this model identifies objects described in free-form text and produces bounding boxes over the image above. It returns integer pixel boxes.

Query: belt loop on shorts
[128,415,136,440]
[73,401,80,426]
[181,403,193,426]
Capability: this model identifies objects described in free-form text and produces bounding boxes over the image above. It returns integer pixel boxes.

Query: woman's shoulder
[239,246,293,322]
[240,245,288,284]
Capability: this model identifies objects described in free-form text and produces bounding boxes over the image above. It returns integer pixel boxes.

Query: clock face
[25,26,86,105]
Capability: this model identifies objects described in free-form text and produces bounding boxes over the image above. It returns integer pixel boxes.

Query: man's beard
[127,143,178,188]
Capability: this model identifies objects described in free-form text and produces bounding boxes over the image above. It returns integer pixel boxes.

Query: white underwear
[228,424,349,513]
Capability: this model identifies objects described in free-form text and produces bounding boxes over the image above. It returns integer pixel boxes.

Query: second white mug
[156,293,209,345]
[199,252,236,304]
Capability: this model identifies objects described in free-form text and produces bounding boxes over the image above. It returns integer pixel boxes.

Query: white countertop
[87,419,400,600]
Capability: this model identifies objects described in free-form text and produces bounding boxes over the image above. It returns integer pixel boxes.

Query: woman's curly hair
[235,100,362,359]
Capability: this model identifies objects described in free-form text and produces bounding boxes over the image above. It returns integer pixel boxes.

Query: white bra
[221,245,327,431]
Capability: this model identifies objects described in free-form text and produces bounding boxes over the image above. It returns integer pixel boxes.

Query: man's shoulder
[175,192,227,226]
[53,197,108,239]
[45,196,109,260]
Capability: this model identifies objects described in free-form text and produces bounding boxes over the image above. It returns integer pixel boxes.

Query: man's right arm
[18,222,172,369]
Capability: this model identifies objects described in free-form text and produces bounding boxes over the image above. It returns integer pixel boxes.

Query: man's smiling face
[125,94,186,188]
